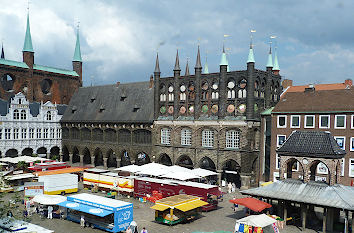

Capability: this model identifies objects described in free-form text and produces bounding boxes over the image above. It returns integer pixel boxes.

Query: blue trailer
[58,193,133,232]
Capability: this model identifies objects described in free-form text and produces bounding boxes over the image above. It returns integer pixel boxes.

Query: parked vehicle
[38,173,78,195]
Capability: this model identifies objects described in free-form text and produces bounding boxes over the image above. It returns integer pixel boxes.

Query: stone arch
[62,146,69,162]
[106,149,117,168]
[307,159,330,184]
[94,148,104,166]
[136,152,150,165]
[199,156,216,171]
[37,147,47,156]
[282,157,305,181]
[120,150,131,167]
[176,155,193,168]
[22,148,33,156]
[72,147,80,164]
[158,153,172,166]
[221,159,241,188]
[5,149,18,158]
[50,146,60,160]
[82,147,91,165]
[1,73,15,92]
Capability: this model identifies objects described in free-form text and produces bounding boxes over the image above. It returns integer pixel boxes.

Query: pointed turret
[220,45,228,66]
[174,49,180,71]
[73,27,82,62]
[266,43,273,68]
[154,52,160,73]
[195,45,202,69]
[247,42,255,63]
[204,57,209,74]
[185,59,190,76]
[1,42,4,59]
[273,47,280,75]
[23,12,33,52]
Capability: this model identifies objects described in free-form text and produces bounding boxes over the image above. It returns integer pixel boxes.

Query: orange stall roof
[34,167,90,176]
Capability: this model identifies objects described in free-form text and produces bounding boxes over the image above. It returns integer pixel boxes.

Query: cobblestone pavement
[2,187,322,233]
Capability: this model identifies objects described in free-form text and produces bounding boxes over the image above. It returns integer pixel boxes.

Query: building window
[277,115,287,128]
[351,115,354,129]
[13,109,19,120]
[20,110,26,120]
[277,135,286,147]
[37,128,42,139]
[350,137,354,151]
[304,115,315,128]
[180,93,186,101]
[319,115,330,128]
[290,115,300,128]
[181,128,192,146]
[349,159,354,177]
[202,129,214,148]
[13,128,19,139]
[44,128,49,139]
[161,128,171,145]
[50,128,55,138]
[21,128,27,139]
[334,136,345,150]
[211,92,219,99]
[46,111,52,121]
[133,130,151,144]
[160,94,166,102]
[29,128,34,139]
[316,162,328,174]
[5,129,11,139]
[56,128,61,139]
[276,154,280,170]
[335,115,346,129]
[0,129,2,139]
[226,130,240,149]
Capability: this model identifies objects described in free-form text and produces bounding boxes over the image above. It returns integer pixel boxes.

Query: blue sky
[1,0,354,86]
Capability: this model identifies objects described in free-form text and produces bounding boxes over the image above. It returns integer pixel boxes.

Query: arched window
[226,130,240,149]
[20,110,26,120]
[202,129,214,148]
[181,128,192,146]
[13,109,19,120]
[133,130,151,144]
[227,80,236,99]
[180,84,186,101]
[168,85,174,102]
[160,84,166,102]
[161,128,171,145]
[212,82,219,100]
[46,111,52,121]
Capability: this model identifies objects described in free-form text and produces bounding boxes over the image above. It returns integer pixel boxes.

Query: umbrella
[236,214,277,228]
[32,194,67,205]
[229,197,271,212]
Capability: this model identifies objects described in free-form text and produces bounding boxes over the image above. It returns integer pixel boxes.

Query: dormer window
[120,94,127,101]
[46,111,52,120]
[71,106,77,114]
[19,99,22,104]
[133,105,140,112]
[20,110,26,120]
[99,104,105,112]
[90,96,96,103]
[13,109,19,120]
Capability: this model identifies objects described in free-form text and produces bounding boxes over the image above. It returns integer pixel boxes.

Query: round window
[40,79,52,94]
[168,86,174,93]
[227,81,235,89]
[180,85,186,92]
[212,83,218,90]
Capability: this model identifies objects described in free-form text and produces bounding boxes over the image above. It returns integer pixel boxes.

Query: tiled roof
[33,64,79,77]
[277,131,346,158]
[0,59,29,69]
[61,81,154,123]
[273,89,354,113]
[286,83,349,92]
[241,179,354,211]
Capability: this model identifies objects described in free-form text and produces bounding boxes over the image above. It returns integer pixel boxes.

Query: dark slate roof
[57,105,67,115]
[61,81,154,123]
[0,99,9,116]
[276,131,346,158]
[241,179,354,211]
[29,102,40,116]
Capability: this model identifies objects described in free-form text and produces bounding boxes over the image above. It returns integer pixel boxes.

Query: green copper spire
[73,27,82,62]
[204,57,209,74]
[273,47,280,71]
[266,43,273,67]
[23,12,34,52]
[220,45,228,66]
[247,43,255,63]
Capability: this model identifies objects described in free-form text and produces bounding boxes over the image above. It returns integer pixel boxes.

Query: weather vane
[27,0,31,12]
[270,35,277,48]
[250,30,256,48]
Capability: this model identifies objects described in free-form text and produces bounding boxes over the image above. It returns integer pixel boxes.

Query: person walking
[126,226,132,233]
[47,205,53,219]
[140,227,148,233]
[227,182,232,193]
[80,215,85,228]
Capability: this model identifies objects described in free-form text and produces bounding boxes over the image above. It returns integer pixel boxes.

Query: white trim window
[13,109,20,120]
[319,115,330,129]
[161,128,171,145]
[29,128,34,139]
[226,130,240,149]
[304,115,315,128]
[349,159,354,177]
[335,115,346,129]
[202,129,214,148]
[316,162,328,174]
[341,158,345,177]
[21,128,27,139]
[56,128,61,139]
[5,129,11,139]
[36,128,42,139]
[334,136,346,150]
[351,115,354,129]
[44,128,49,139]
[13,128,19,139]
[0,129,2,139]
[50,128,55,139]
[277,135,286,148]
[276,154,280,170]
[290,115,300,128]
[277,115,287,128]
[350,137,354,152]
[181,128,192,146]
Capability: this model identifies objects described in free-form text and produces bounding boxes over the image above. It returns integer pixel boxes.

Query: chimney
[304,84,315,93]
[282,79,293,89]
[344,79,353,87]
[149,75,154,88]
[116,82,120,87]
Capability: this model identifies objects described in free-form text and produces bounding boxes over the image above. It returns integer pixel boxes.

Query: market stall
[234,214,278,233]
[150,194,208,225]
[229,197,272,213]
[58,193,133,233]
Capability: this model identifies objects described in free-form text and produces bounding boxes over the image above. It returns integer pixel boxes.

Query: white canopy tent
[160,171,200,181]
[190,168,218,177]
[0,156,50,164]
[32,194,67,205]
[135,163,170,176]
[114,164,141,173]
[236,214,277,228]
[168,165,193,173]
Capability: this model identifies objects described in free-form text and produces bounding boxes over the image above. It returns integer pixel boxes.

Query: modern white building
[0,92,67,158]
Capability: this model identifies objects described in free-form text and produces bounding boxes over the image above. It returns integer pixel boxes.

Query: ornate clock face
[227,81,235,89]
[180,85,186,92]
[211,105,218,113]
[168,106,174,114]
[168,86,174,93]
[227,104,235,113]
[160,106,166,114]
[202,82,208,90]
[212,83,218,90]
[238,104,246,113]
[202,105,208,113]
[189,106,194,113]
[180,106,186,114]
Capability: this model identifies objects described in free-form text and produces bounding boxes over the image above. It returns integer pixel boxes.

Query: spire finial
[195,45,202,69]
[23,9,34,52]
[185,57,190,76]
[267,36,275,68]
[174,49,180,71]
[154,52,160,73]
[204,50,209,74]
[1,40,4,59]
[247,30,256,63]
[273,45,280,72]
[73,22,82,62]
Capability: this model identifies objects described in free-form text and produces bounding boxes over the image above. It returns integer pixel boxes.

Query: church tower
[72,26,83,86]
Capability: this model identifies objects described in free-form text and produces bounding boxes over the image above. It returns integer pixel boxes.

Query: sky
[1,0,354,87]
